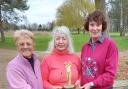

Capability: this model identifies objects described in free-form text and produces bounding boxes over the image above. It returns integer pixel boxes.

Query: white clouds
[24,0,65,24]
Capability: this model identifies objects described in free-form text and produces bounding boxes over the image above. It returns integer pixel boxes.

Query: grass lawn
[0,32,128,51]
[110,33,128,51]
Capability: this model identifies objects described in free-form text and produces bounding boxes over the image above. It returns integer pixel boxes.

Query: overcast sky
[24,0,65,24]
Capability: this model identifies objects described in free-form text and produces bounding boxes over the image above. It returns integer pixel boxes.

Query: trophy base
[63,84,74,89]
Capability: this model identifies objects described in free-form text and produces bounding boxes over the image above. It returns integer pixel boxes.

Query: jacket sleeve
[7,63,32,89]
[93,40,119,87]
[41,57,54,89]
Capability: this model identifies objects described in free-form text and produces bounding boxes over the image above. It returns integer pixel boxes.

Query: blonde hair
[47,26,74,53]
[14,29,34,43]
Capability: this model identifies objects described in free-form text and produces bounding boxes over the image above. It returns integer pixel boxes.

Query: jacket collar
[17,52,37,65]
[88,35,105,45]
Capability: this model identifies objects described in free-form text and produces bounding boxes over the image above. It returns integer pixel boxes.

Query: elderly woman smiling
[6,30,43,89]
[41,26,81,89]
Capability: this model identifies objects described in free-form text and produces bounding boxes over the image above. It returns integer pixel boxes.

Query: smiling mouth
[91,31,99,35]
[58,45,65,47]
[22,49,31,51]
[93,32,98,34]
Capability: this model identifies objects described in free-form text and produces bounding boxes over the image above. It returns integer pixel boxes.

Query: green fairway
[110,33,128,51]
[0,32,128,51]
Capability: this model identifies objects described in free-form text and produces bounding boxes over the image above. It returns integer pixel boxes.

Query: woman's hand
[52,85,63,89]
[80,82,92,89]
[75,80,81,89]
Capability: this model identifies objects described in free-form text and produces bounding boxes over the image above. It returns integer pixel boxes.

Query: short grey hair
[14,29,34,43]
[47,26,74,53]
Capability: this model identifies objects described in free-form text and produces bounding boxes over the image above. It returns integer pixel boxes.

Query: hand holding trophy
[64,61,74,89]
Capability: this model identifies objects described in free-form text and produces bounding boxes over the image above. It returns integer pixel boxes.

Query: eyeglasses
[17,42,33,47]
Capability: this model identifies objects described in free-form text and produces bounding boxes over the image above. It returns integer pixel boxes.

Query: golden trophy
[64,61,74,89]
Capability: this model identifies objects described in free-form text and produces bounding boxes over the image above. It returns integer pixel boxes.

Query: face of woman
[16,37,34,59]
[54,33,68,51]
[89,21,102,42]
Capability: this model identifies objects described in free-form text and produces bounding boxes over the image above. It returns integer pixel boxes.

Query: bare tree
[0,0,29,42]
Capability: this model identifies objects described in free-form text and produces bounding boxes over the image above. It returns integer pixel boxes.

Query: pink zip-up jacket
[6,53,43,89]
[41,50,81,89]
[81,37,118,89]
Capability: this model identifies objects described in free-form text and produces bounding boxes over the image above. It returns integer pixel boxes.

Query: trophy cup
[64,61,74,89]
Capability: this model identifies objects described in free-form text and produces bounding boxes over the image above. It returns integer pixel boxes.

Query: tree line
[0,0,128,42]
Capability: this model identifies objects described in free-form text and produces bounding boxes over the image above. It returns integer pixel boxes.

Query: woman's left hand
[80,82,92,89]
[74,80,81,89]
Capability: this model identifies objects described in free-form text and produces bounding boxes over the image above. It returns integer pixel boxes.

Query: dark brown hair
[84,10,107,32]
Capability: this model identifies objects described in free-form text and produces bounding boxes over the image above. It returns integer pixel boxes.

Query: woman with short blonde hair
[7,29,43,89]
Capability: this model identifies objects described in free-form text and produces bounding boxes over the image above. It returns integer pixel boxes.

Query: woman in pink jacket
[41,26,81,89]
[6,30,43,89]
[80,10,118,89]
